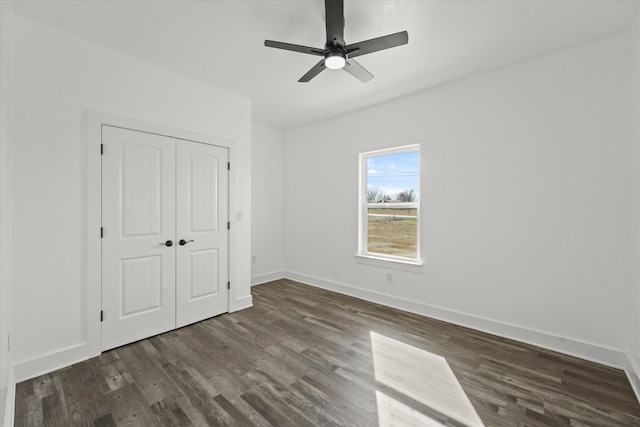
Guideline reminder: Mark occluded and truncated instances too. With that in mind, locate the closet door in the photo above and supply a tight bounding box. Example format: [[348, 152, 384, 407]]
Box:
[[101, 126, 177, 351], [175, 140, 229, 327]]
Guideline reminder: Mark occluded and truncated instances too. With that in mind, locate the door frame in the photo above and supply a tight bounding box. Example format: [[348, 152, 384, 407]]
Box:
[[86, 111, 237, 356]]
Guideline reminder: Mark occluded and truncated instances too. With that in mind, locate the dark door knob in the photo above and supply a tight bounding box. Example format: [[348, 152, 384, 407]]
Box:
[[179, 239, 194, 246], [160, 240, 173, 247]]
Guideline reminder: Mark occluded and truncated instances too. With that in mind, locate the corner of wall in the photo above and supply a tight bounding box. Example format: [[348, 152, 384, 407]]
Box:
[[630, 3, 640, 394], [2, 367, 14, 427], [0, 0, 15, 424], [250, 123, 286, 284], [625, 353, 640, 404]]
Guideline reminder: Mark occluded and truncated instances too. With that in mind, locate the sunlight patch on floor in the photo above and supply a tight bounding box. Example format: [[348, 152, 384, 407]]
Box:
[[371, 331, 485, 426], [376, 390, 449, 426]]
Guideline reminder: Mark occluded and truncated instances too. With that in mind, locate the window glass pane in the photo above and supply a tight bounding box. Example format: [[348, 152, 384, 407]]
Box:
[[366, 150, 419, 259]]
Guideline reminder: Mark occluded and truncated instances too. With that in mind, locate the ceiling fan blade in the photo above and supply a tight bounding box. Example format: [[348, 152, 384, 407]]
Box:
[[325, 0, 344, 46], [345, 31, 408, 58], [343, 59, 374, 83], [299, 59, 327, 82], [265, 40, 324, 56]]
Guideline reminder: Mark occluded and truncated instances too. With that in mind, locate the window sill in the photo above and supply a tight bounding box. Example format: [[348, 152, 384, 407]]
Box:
[[355, 254, 424, 273]]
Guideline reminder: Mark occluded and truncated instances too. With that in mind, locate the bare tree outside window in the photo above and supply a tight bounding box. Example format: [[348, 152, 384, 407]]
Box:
[[396, 189, 416, 202], [367, 186, 382, 202]]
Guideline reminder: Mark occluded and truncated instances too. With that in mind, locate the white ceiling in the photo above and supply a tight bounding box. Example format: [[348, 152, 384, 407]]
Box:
[[13, 0, 640, 131]]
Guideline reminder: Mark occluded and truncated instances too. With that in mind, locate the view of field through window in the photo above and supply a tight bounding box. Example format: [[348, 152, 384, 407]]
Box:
[[366, 149, 419, 259]]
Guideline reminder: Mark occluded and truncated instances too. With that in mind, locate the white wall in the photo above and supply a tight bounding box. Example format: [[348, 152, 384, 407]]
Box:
[[284, 33, 635, 367], [11, 16, 252, 378], [0, 1, 14, 423], [251, 124, 285, 284], [630, 9, 640, 388]]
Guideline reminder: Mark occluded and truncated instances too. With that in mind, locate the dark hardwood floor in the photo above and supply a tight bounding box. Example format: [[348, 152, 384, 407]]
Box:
[[14, 279, 640, 426]]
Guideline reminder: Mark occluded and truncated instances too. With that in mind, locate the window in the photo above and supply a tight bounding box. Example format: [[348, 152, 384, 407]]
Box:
[[358, 145, 420, 263]]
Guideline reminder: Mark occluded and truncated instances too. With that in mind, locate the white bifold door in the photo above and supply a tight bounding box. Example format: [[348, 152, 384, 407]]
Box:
[[101, 126, 229, 351]]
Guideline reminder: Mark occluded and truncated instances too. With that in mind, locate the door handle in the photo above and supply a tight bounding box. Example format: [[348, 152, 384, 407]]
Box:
[[179, 239, 194, 246], [159, 240, 173, 247]]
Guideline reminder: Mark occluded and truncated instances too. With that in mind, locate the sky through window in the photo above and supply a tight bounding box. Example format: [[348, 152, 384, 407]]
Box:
[[367, 151, 420, 201]]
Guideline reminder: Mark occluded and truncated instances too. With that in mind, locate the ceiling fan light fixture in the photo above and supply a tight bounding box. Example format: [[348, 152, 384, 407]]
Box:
[[325, 51, 346, 69]]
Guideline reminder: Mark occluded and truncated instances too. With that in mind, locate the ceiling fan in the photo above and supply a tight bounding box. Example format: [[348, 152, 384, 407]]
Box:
[[264, 0, 409, 83]]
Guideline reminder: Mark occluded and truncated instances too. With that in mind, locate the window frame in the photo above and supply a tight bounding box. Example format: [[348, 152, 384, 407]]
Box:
[[358, 144, 421, 265]]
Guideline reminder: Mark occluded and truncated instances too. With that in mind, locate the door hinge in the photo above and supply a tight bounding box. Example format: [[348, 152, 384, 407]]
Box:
[[227, 162, 230, 170], [100, 227, 104, 238], [227, 222, 230, 230], [100, 310, 104, 322], [100, 144, 104, 155], [227, 282, 230, 290]]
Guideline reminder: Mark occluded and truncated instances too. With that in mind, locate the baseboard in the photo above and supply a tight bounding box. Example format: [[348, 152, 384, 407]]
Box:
[[284, 271, 628, 371], [12, 295, 254, 386], [13, 343, 89, 384], [10, 273, 639, 409], [625, 353, 640, 404], [13, 296, 254, 385], [3, 366, 14, 427], [233, 294, 253, 312], [251, 271, 285, 286]]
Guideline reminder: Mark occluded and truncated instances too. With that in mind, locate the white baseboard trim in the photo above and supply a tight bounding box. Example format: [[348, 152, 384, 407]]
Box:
[[625, 353, 640, 404], [11, 295, 254, 386], [13, 343, 89, 384], [12, 297, 254, 386], [251, 271, 285, 286], [233, 295, 253, 312], [10, 273, 640, 409], [3, 366, 14, 427], [284, 271, 628, 371]]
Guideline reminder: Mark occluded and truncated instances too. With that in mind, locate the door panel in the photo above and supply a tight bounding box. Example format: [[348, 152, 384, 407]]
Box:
[[189, 154, 219, 233], [120, 255, 162, 316], [102, 126, 176, 351], [189, 249, 219, 298], [119, 143, 162, 237], [176, 139, 229, 327]]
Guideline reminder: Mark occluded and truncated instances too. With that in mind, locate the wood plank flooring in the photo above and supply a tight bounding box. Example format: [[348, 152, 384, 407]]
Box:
[[14, 279, 640, 426]]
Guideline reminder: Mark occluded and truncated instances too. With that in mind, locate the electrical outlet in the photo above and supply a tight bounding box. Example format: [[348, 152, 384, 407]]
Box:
[[251, 255, 257, 264], [385, 272, 392, 283]]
